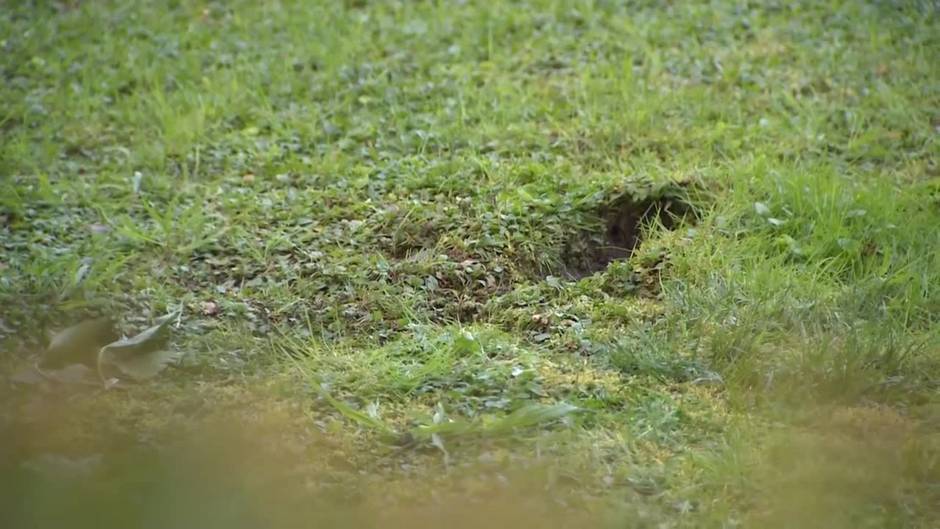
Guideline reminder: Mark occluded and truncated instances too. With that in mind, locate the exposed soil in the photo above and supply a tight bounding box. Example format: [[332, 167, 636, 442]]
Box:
[[560, 184, 696, 279]]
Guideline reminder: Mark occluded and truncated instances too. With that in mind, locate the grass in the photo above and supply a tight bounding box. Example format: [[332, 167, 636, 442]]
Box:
[[1, 0, 939, 527]]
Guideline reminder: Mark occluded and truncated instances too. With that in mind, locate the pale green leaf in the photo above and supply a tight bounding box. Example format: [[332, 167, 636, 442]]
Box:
[[97, 312, 181, 381], [42, 318, 117, 368]]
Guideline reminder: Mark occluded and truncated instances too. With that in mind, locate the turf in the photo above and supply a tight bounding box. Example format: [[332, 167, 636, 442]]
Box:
[[1, 1, 939, 528]]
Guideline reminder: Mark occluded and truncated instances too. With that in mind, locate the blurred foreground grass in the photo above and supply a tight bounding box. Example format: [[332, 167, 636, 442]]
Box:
[[1, 1, 939, 527]]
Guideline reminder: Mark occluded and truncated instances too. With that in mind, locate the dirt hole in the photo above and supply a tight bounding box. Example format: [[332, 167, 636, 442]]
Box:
[[560, 183, 697, 279]]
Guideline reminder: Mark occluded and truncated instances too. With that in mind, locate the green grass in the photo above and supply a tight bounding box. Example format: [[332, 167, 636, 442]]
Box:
[[1, 1, 939, 528]]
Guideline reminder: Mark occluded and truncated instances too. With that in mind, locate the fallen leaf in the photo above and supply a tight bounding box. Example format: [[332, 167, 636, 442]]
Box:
[[201, 301, 220, 316], [41, 318, 117, 368], [10, 365, 45, 385], [12, 362, 107, 387], [42, 364, 99, 386], [98, 312, 182, 381]]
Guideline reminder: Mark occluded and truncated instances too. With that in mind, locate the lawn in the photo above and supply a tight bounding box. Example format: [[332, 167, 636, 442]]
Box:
[[1, 1, 939, 528]]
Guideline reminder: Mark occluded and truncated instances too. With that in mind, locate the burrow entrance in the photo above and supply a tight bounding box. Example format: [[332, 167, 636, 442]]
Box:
[[559, 183, 697, 279]]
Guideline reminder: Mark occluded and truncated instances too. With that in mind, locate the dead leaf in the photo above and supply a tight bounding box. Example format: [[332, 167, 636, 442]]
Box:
[[98, 312, 182, 381], [10, 365, 45, 385], [201, 301, 220, 316], [41, 364, 100, 386], [41, 318, 117, 368]]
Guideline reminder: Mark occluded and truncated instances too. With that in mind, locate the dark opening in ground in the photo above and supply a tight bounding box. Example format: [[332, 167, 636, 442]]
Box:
[[560, 183, 696, 279]]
